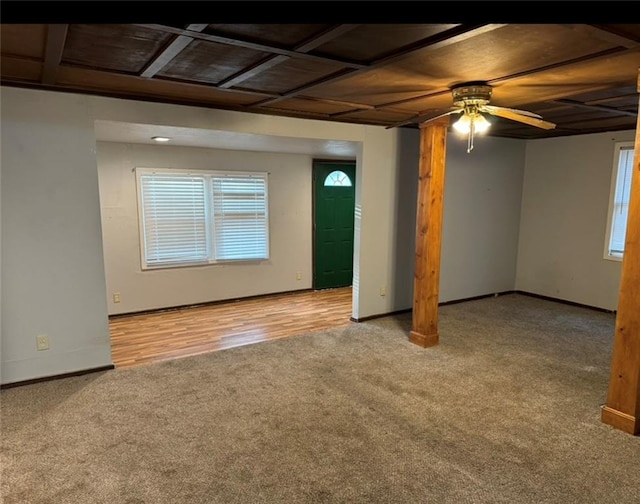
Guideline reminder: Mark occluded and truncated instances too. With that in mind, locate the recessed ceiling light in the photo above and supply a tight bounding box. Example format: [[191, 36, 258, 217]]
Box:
[[151, 136, 171, 142]]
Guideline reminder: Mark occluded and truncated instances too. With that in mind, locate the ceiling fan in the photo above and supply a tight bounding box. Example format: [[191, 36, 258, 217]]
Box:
[[387, 82, 556, 153]]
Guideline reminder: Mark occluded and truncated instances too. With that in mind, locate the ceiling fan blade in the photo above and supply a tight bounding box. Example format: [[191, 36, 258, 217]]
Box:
[[481, 104, 543, 119], [421, 108, 464, 125], [483, 107, 556, 130], [386, 108, 462, 129]]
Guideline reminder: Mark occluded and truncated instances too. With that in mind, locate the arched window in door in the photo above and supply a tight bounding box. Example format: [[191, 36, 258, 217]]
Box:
[[323, 170, 353, 187]]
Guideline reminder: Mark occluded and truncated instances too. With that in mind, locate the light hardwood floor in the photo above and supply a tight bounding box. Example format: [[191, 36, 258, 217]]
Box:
[[109, 287, 353, 368]]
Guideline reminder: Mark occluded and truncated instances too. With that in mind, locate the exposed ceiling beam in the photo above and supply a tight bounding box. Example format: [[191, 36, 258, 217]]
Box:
[[140, 24, 208, 78], [328, 102, 435, 120], [488, 47, 637, 86], [295, 24, 361, 52], [551, 98, 638, 117], [247, 67, 359, 106], [136, 24, 368, 70], [218, 55, 291, 88], [370, 23, 505, 66], [586, 92, 639, 106], [581, 25, 640, 48], [368, 91, 453, 111], [218, 24, 360, 89], [328, 89, 453, 120], [297, 95, 376, 110], [257, 104, 390, 127], [42, 24, 68, 85], [230, 79, 386, 112], [251, 24, 506, 108]]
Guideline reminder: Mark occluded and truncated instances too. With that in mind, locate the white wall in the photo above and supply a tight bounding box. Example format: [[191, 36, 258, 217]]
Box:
[[516, 130, 635, 310], [353, 127, 414, 318], [97, 142, 315, 315], [97, 131, 421, 320], [361, 129, 527, 312], [386, 129, 421, 311], [0, 85, 531, 383], [98, 129, 527, 318], [1, 90, 112, 384], [85, 94, 428, 321], [0, 93, 3, 377], [440, 133, 526, 302], [0, 86, 420, 382]]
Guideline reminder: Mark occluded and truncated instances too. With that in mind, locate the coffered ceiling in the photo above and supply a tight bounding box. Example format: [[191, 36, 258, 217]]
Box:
[[1, 20, 639, 139]]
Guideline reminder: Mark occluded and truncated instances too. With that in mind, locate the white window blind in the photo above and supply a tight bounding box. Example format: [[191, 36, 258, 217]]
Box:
[[212, 174, 269, 261], [140, 174, 208, 266], [607, 146, 634, 258], [136, 168, 269, 269]]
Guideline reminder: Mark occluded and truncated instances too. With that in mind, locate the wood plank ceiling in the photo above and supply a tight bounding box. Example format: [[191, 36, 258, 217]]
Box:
[[1, 21, 639, 139]]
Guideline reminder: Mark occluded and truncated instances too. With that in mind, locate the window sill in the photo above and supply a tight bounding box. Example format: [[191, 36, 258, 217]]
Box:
[[603, 253, 623, 263], [142, 259, 270, 271]]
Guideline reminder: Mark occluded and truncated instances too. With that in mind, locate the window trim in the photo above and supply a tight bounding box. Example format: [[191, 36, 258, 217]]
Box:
[[603, 141, 634, 262], [135, 166, 270, 270]]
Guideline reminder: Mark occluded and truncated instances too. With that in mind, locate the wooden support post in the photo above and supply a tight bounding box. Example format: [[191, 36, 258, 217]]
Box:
[[410, 117, 449, 347], [601, 71, 640, 436]]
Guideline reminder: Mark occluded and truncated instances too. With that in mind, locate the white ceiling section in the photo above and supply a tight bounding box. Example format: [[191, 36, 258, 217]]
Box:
[[93, 120, 360, 159]]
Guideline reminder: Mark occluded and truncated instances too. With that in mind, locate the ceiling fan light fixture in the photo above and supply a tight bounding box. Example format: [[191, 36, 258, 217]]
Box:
[[386, 81, 555, 152], [452, 113, 472, 134], [452, 110, 491, 153], [472, 112, 491, 133]]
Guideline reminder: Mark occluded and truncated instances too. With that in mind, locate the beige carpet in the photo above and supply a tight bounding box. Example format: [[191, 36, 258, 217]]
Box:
[[2, 293, 639, 503]]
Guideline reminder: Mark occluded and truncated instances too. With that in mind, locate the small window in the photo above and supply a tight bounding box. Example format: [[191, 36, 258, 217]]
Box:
[[136, 168, 269, 269], [604, 142, 634, 261], [324, 170, 352, 187]]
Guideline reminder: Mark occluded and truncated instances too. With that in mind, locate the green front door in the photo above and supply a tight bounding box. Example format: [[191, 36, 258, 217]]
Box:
[[313, 161, 356, 290]]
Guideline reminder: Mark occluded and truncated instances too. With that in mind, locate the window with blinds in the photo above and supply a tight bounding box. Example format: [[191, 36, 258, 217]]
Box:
[[136, 168, 269, 269], [211, 175, 268, 260], [604, 143, 634, 260]]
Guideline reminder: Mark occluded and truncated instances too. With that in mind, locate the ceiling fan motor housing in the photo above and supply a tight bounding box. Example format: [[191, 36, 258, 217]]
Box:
[[452, 83, 493, 107]]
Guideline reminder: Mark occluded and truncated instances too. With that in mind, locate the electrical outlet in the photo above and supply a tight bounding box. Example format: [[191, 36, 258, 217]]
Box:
[[36, 334, 49, 351], [113, 292, 121, 303], [296, 272, 301, 280]]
